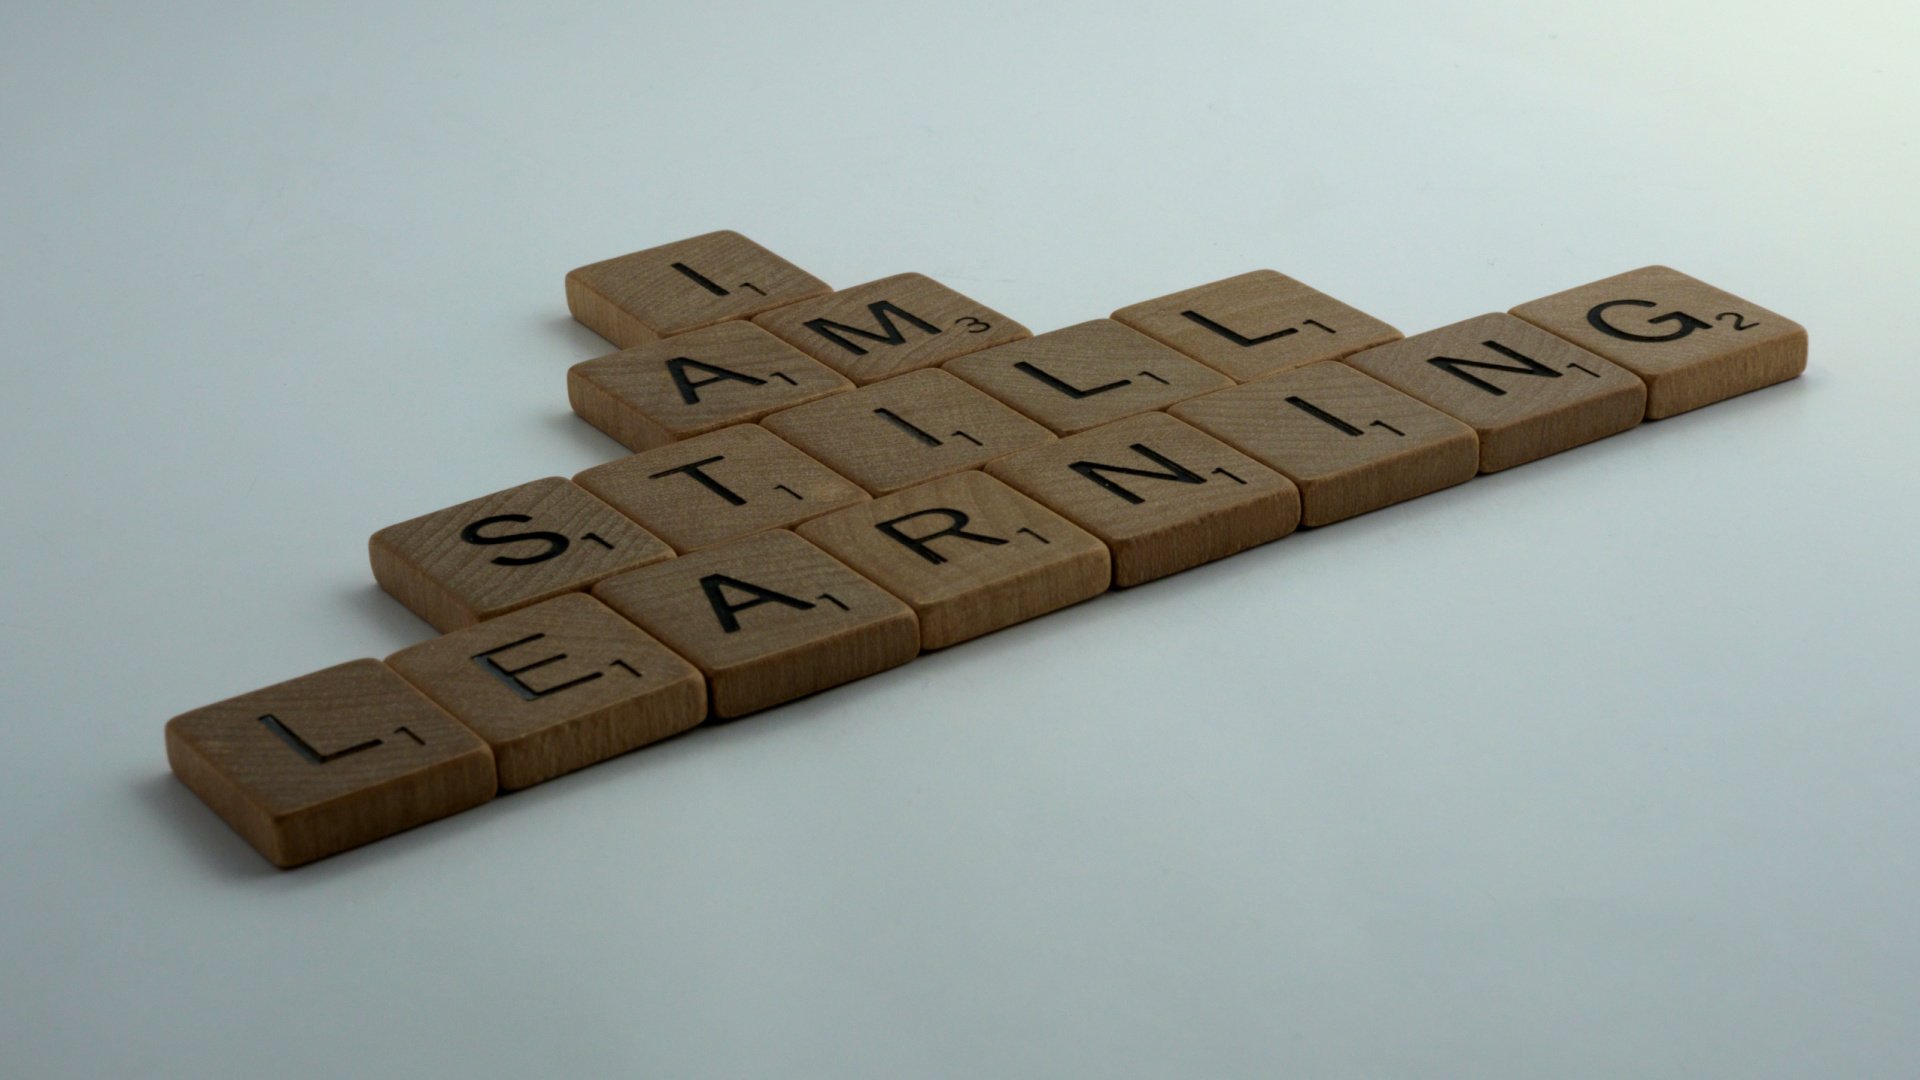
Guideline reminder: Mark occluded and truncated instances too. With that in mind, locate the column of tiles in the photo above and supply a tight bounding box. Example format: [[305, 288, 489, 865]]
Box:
[[165, 659, 496, 867], [593, 529, 919, 718], [1509, 265, 1807, 419], [763, 369, 1054, 495], [753, 273, 1029, 384], [370, 477, 674, 631], [569, 322, 851, 451], [1112, 270, 1402, 382], [987, 412, 1300, 586], [566, 230, 829, 348], [1170, 362, 1478, 526], [573, 424, 868, 553], [1344, 314, 1646, 473], [797, 471, 1110, 649], [387, 594, 707, 791], [943, 319, 1231, 434]]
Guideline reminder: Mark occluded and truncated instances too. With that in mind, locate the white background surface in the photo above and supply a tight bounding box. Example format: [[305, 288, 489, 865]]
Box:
[[4, 2, 1918, 1076]]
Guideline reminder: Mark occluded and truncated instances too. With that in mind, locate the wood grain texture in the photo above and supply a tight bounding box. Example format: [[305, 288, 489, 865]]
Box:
[[943, 318, 1231, 434], [795, 471, 1109, 649], [1343, 313, 1646, 473], [386, 594, 705, 791], [568, 321, 852, 451], [566, 230, 829, 348], [985, 412, 1300, 587], [1169, 361, 1479, 526], [752, 272, 1029, 385], [573, 424, 869, 553], [164, 659, 495, 868], [1111, 270, 1402, 382], [370, 477, 674, 632], [592, 529, 918, 718], [761, 369, 1054, 495], [1509, 265, 1808, 419]]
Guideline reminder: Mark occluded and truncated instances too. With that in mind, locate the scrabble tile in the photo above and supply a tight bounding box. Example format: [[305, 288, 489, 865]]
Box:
[[762, 369, 1054, 495], [943, 319, 1232, 435], [752, 272, 1029, 384], [1343, 313, 1646, 473], [1169, 362, 1479, 526], [985, 412, 1300, 587], [573, 424, 868, 553], [593, 530, 918, 718], [165, 659, 495, 868], [795, 471, 1109, 649], [1111, 270, 1402, 382], [387, 594, 705, 791], [1508, 265, 1808, 419], [568, 322, 852, 451], [370, 477, 674, 632], [566, 230, 830, 348]]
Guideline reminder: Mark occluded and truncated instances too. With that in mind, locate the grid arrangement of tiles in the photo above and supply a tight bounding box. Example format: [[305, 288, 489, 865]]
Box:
[[165, 231, 1809, 868]]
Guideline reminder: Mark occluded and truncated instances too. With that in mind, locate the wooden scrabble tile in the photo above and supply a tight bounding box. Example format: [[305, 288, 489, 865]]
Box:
[[387, 594, 705, 791], [762, 369, 1054, 495], [752, 272, 1029, 385], [593, 530, 917, 718], [568, 322, 852, 451], [985, 412, 1300, 587], [573, 424, 868, 553], [1343, 313, 1647, 473], [165, 659, 495, 868], [566, 230, 830, 348], [1508, 265, 1808, 419], [943, 319, 1232, 435], [795, 471, 1109, 649], [370, 477, 674, 632], [1111, 270, 1402, 382], [1169, 361, 1479, 526]]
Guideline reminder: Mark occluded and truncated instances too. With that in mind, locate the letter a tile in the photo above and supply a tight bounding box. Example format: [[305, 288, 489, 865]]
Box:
[[165, 659, 496, 868], [986, 412, 1300, 586], [387, 594, 706, 790], [569, 322, 852, 451], [1343, 313, 1646, 473], [1509, 265, 1807, 419], [593, 530, 918, 718], [566, 230, 830, 348], [1112, 270, 1402, 382], [1170, 362, 1478, 525], [797, 471, 1109, 649], [573, 424, 869, 553], [370, 477, 675, 632], [753, 272, 1029, 385]]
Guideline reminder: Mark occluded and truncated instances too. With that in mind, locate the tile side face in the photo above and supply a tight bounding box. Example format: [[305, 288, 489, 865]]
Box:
[[1343, 313, 1646, 473], [164, 659, 496, 867], [796, 471, 1110, 648], [1111, 270, 1401, 382], [386, 594, 706, 790], [1508, 265, 1807, 419], [592, 530, 918, 718], [753, 273, 1029, 384], [567, 230, 829, 345], [986, 412, 1300, 586]]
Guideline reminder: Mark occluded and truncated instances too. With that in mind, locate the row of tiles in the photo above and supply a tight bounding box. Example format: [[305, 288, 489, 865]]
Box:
[[166, 234, 1809, 868]]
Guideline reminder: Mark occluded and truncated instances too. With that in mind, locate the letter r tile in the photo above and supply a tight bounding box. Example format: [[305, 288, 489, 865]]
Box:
[[387, 594, 705, 790], [593, 530, 918, 718], [1112, 270, 1402, 382], [753, 272, 1030, 385], [1509, 265, 1807, 419], [566, 230, 830, 348]]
